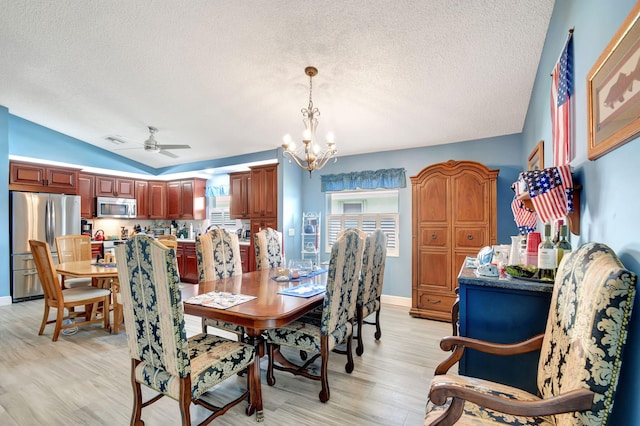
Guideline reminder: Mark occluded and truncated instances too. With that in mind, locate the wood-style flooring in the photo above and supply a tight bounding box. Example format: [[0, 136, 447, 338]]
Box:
[[0, 293, 453, 425]]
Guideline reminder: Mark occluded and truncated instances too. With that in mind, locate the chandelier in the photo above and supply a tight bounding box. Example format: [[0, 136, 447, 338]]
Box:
[[281, 66, 337, 175]]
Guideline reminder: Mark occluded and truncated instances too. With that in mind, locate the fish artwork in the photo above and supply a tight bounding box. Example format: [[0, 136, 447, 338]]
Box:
[[603, 56, 640, 109]]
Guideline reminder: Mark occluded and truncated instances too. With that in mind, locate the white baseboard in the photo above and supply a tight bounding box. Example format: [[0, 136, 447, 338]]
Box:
[[0, 296, 13, 306], [380, 294, 411, 307]]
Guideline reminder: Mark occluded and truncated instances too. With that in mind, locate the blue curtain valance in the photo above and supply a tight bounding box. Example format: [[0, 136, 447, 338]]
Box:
[[206, 185, 229, 197], [320, 168, 406, 192]]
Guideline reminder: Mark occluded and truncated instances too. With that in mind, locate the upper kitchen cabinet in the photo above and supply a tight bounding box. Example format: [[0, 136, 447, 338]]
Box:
[[229, 171, 250, 219], [135, 180, 149, 219], [167, 178, 206, 220], [95, 175, 135, 198], [9, 161, 78, 194], [78, 173, 95, 218], [148, 181, 167, 219], [249, 164, 277, 218]]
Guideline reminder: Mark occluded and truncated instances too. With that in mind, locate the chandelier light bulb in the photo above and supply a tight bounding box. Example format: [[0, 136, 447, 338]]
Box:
[[326, 132, 335, 143]]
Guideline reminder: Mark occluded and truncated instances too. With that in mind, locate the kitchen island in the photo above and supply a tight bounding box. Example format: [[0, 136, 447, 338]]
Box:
[[456, 258, 553, 394]]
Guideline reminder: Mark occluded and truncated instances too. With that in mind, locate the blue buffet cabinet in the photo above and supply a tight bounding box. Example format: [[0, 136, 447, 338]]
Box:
[[457, 260, 553, 394]]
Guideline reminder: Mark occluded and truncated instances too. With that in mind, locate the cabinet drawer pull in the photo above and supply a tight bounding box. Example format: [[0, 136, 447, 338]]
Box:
[[426, 298, 441, 304], [431, 233, 437, 240], [467, 234, 474, 240]]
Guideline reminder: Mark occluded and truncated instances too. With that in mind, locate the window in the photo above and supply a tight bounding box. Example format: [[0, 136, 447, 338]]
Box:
[[208, 195, 236, 228], [325, 190, 399, 256]]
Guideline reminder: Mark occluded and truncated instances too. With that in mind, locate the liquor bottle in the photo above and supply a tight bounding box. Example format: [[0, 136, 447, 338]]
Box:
[[537, 223, 556, 281], [555, 224, 572, 267]]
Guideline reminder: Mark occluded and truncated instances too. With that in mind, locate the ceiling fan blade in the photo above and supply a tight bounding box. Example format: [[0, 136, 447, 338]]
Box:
[[157, 144, 191, 150], [158, 149, 179, 158]]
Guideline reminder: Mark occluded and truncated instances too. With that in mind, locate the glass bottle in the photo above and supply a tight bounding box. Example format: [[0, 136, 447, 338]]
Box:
[[555, 224, 572, 267], [537, 223, 556, 281]]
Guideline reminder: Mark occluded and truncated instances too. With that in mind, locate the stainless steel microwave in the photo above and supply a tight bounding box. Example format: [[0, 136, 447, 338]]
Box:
[[96, 197, 137, 218]]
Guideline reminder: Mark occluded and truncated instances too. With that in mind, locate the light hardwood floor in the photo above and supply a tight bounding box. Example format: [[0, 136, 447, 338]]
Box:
[[0, 294, 453, 425]]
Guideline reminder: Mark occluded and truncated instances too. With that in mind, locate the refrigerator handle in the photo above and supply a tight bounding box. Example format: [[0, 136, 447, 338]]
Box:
[[45, 198, 55, 247]]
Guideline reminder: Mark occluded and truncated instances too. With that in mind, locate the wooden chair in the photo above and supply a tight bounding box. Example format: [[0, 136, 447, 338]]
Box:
[[253, 227, 284, 270], [115, 234, 256, 425], [196, 229, 245, 337], [266, 228, 364, 402], [355, 229, 387, 356], [29, 240, 111, 341], [55, 234, 92, 288], [424, 242, 637, 425]]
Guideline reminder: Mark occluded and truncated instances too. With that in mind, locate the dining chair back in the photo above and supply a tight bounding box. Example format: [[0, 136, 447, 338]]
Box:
[[196, 229, 245, 336], [115, 234, 256, 425], [254, 227, 284, 270], [266, 228, 364, 402], [55, 234, 93, 288], [355, 229, 387, 356], [29, 239, 111, 341]]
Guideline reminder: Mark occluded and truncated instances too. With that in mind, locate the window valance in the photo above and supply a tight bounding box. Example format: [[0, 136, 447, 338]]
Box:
[[320, 168, 406, 192], [206, 185, 229, 197]]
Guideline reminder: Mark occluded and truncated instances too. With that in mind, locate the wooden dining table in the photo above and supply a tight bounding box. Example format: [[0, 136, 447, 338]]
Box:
[[182, 267, 327, 422], [56, 260, 120, 329]]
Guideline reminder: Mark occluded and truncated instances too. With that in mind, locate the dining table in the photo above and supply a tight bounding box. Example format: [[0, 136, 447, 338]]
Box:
[[181, 267, 327, 422], [56, 260, 120, 329]]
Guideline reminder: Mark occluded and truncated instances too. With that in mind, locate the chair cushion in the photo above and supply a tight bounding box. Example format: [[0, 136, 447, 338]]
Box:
[[424, 375, 554, 426], [203, 318, 244, 335], [61, 286, 111, 303], [63, 277, 92, 288], [360, 298, 379, 319], [266, 320, 352, 353], [135, 333, 255, 400]]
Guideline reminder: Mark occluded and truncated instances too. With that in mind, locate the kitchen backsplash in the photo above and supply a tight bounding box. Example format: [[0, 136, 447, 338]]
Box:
[[88, 218, 249, 240]]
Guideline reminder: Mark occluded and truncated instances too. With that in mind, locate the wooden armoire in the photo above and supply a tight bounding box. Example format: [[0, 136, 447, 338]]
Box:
[[410, 160, 498, 321]]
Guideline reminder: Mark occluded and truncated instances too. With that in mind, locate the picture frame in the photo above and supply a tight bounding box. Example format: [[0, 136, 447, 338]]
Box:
[[528, 140, 544, 170], [587, 3, 640, 160]]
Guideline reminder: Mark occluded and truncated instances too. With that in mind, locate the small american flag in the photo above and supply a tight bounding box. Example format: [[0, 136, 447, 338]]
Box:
[[511, 196, 537, 234], [551, 32, 574, 166], [521, 165, 573, 224]]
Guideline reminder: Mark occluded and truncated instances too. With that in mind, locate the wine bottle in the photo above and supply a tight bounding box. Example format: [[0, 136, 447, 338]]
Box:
[[555, 224, 572, 267], [538, 223, 556, 281]]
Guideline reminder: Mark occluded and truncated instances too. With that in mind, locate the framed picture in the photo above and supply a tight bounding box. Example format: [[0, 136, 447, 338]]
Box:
[[587, 3, 640, 160], [528, 140, 544, 170]]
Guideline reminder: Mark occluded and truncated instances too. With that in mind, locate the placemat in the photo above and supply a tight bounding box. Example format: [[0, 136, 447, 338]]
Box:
[[278, 282, 326, 298], [272, 268, 328, 282], [183, 292, 256, 309], [91, 263, 117, 268]]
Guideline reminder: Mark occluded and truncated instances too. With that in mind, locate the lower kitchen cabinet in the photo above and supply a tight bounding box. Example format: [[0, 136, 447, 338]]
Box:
[[177, 241, 198, 283], [91, 243, 103, 260]]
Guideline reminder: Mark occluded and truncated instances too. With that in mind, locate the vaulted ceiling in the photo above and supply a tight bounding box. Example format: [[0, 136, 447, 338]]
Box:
[[0, 1, 555, 168]]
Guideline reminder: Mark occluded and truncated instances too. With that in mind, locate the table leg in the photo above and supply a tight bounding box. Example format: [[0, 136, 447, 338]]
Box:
[[245, 328, 264, 422]]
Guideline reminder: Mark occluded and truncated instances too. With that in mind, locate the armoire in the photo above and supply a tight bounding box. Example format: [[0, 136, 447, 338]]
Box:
[[410, 160, 498, 321]]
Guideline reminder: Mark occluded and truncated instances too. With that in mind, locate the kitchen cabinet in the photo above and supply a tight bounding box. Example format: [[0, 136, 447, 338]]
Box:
[[9, 161, 78, 194], [167, 179, 206, 220], [78, 173, 95, 218], [229, 172, 250, 219], [456, 261, 553, 394], [410, 160, 498, 321], [95, 175, 135, 198], [135, 180, 149, 218], [148, 181, 167, 219], [177, 241, 198, 283], [91, 242, 103, 260], [249, 164, 277, 218], [239, 244, 250, 273]]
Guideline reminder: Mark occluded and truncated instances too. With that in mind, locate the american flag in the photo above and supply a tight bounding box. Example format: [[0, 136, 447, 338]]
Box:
[[551, 32, 574, 166], [521, 165, 573, 224], [511, 196, 537, 234]]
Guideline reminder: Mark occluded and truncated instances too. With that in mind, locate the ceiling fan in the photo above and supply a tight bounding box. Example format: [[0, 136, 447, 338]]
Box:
[[143, 126, 191, 158]]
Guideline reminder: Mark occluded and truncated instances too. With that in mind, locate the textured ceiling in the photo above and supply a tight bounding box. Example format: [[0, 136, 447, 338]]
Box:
[[0, 1, 555, 169]]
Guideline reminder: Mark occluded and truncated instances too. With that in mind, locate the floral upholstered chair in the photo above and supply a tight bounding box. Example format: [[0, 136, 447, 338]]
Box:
[[254, 227, 284, 270], [266, 228, 364, 402], [355, 229, 387, 356], [424, 242, 637, 426], [196, 228, 245, 337], [116, 235, 256, 425]]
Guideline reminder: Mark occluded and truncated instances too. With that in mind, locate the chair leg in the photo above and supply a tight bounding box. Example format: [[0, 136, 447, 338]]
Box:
[[52, 307, 64, 342], [356, 306, 364, 356], [266, 343, 277, 386], [319, 337, 330, 403], [201, 317, 207, 334], [374, 306, 382, 340], [345, 333, 354, 374], [39, 303, 49, 335], [130, 360, 144, 426], [178, 377, 192, 426]]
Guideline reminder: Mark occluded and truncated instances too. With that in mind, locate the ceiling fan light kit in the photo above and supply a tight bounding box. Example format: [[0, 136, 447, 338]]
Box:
[[281, 66, 337, 175], [143, 126, 191, 158]]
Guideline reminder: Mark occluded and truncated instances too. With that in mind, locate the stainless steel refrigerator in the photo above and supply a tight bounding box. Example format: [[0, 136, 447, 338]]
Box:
[[10, 192, 81, 301]]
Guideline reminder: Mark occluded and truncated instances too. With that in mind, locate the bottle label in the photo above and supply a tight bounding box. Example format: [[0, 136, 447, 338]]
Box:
[[538, 248, 557, 269]]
